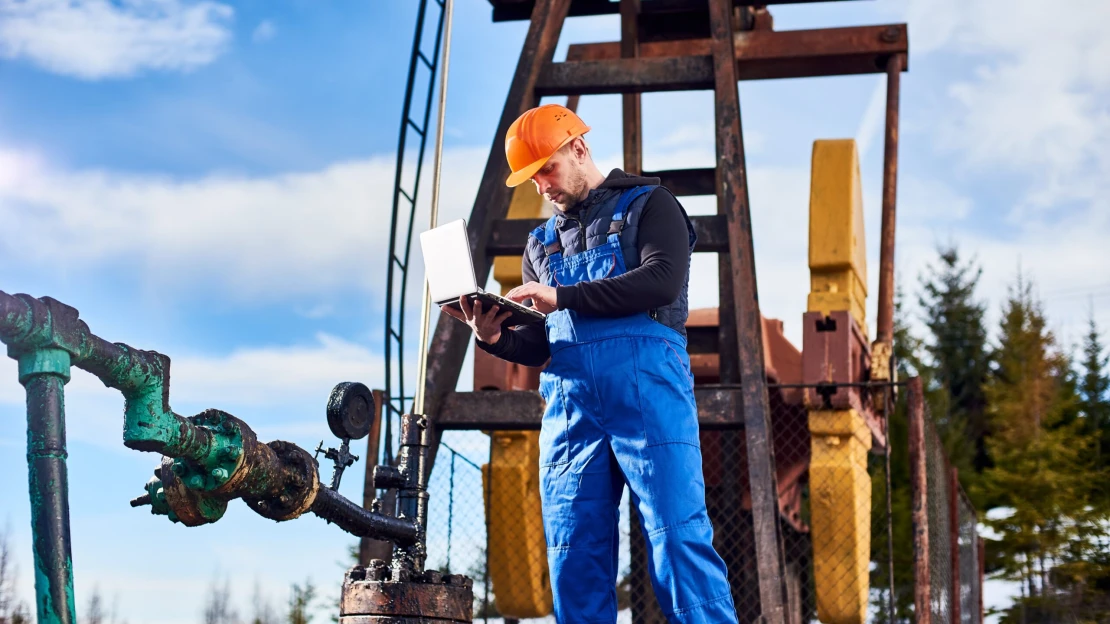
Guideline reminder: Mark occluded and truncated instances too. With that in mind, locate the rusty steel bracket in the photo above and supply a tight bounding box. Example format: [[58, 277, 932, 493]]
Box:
[[801, 310, 886, 450]]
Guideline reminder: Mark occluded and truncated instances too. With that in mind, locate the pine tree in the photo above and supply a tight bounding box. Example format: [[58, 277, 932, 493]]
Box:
[[203, 577, 240, 624], [0, 525, 30, 624], [287, 579, 316, 624], [983, 273, 1098, 620], [86, 585, 106, 624], [1079, 313, 1110, 474], [919, 246, 990, 474]]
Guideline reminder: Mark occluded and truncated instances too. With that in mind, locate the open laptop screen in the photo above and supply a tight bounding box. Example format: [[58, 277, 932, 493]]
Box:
[[419, 219, 479, 304]]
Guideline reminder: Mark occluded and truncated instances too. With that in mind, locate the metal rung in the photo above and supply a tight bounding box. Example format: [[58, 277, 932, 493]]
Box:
[[389, 328, 402, 341], [417, 51, 434, 71], [393, 256, 405, 270], [407, 118, 425, 137], [398, 188, 414, 204]]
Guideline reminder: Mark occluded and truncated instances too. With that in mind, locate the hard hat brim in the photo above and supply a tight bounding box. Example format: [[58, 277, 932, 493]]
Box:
[[504, 129, 589, 188], [505, 155, 550, 188]]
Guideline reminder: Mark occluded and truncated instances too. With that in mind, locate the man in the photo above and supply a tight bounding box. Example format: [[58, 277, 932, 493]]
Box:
[[443, 104, 737, 624]]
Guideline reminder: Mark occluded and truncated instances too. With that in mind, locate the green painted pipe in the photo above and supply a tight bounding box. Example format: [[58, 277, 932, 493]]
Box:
[[20, 349, 76, 624]]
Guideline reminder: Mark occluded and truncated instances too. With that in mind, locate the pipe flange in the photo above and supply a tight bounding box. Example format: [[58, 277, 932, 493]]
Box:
[[159, 456, 228, 526], [243, 440, 319, 521]]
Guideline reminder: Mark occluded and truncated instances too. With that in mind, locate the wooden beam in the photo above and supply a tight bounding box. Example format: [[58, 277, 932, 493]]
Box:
[[485, 213, 728, 256], [643, 167, 715, 196], [620, 0, 642, 175], [536, 56, 715, 95], [490, 0, 867, 22], [436, 389, 745, 430], [552, 24, 907, 88], [708, 0, 787, 620], [422, 0, 572, 475]]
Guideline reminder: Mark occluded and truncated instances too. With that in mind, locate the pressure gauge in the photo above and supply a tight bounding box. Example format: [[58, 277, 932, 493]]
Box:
[[326, 381, 376, 440]]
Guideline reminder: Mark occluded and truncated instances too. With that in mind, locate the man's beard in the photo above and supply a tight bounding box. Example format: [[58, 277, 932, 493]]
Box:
[[547, 171, 588, 212]]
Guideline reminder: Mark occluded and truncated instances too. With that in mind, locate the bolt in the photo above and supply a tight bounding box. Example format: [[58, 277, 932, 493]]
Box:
[[225, 445, 242, 460], [880, 26, 900, 44], [171, 462, 184, 476], [211, 467, 229, 481], [188, 475, 205, 489]]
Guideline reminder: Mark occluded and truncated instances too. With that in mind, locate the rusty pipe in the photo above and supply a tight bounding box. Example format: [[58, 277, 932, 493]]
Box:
[[875, 53, 902, 346]]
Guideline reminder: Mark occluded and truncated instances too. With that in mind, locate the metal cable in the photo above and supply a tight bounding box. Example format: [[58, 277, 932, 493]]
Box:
[[413, 0, 454, 415]]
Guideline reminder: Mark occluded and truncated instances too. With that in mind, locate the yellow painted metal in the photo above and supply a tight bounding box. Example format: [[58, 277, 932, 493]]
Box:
[[808, 409, 873, 624], [482, 432, 553, 617], [493, 183, 549, 290], [807, 138, 872, 624], [481, 182, 553, 618], [808, 139, 868, 338]]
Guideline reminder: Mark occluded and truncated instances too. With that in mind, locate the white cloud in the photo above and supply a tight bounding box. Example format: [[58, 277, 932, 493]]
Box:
[[0, 0, 234, 80], [905, 0, 1110, 214], [251, 19, 275, 43], [0, 148, 486, 301]]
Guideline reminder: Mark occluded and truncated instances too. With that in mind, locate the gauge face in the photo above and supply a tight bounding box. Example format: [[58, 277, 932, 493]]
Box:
[[327, 381, 376, 440]]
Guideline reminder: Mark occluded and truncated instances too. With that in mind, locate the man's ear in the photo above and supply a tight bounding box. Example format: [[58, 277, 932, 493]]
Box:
[[571, 137, 589, 162]]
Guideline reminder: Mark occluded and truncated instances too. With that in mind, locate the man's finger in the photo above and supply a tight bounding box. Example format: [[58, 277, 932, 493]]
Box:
[[486, 304, 500, 319], [443, 306, 465, 322], [458, 296, 473, 321], [471, 297, 483, 317], [495, 310, 513, 324]]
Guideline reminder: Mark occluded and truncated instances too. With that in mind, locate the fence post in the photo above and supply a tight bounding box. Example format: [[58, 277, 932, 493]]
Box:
[[950, 468, 960, 624], [907, 377, 930, 624]]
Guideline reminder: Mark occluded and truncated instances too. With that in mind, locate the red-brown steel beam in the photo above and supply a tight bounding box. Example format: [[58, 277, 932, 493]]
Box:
[[421, 0, 572, 476], [951, 467, 961, 624], [908, 376, 931, 624], [875, 53, 903, 346], [707, 0, 787, 620]]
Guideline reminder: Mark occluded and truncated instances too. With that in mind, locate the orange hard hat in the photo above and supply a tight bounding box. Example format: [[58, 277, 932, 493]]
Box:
[[504, 104, 591, 187]]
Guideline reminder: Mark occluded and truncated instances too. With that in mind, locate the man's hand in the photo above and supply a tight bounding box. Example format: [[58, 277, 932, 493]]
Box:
[[505, 283, 558, 314], [442, 296, 512, 344]]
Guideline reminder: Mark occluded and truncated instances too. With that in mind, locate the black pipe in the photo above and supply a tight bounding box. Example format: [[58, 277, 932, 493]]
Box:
[[24, 374, 75, 624], [310, 486, 419, 545]]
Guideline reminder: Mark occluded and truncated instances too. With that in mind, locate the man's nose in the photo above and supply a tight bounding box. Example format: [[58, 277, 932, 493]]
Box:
[[533, 177, 549, 195]]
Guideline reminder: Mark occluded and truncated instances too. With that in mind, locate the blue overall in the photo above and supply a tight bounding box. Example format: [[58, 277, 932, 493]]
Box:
[[533, 187, 737, 623]]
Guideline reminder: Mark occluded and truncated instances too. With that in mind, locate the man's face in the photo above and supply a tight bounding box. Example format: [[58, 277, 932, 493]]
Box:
[[531, 140, 590, 211]]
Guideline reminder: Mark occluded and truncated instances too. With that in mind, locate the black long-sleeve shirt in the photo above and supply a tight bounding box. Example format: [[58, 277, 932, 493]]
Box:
[[477, 170, 690, 367]]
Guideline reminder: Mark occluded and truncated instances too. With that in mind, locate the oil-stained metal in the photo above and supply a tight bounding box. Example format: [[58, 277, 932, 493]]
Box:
[[707, 0, 788, 620], [0, 291, 421, 548], [23, 371, 76, 624], [341, 564, 474, 623]]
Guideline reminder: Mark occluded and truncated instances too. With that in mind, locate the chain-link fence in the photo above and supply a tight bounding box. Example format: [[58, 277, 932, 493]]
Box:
[[907, 378, 983, 624], [415, 376, 980, 624], [419, 382, 900, 623]]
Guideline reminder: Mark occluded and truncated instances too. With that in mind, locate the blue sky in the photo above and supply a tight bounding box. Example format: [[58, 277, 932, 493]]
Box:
[[1, 0, 1108, 622]]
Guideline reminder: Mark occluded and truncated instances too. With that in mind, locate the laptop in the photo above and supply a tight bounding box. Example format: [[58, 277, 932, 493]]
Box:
[[419, 219, 547, 329]]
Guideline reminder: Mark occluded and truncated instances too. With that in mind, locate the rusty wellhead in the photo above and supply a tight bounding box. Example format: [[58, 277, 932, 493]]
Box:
[[340, 559, 475, 623]]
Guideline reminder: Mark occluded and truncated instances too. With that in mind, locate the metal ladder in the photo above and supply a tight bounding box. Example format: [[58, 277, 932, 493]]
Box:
[[382, 0, 447, 464]]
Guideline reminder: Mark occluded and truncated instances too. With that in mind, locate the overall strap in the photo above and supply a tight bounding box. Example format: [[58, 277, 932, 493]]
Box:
[[532, 214, 564, 259], [607, 185, 656, 244]]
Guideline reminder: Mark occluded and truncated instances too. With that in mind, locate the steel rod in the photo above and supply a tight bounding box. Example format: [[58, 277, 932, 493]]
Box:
[[24, 372, 76, 624], [875, 53, 901, 345], [413, 0, 454, 416]]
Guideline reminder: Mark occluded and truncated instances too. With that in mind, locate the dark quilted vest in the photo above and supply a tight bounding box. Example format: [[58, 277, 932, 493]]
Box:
[[525, 183, 697, 338]]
